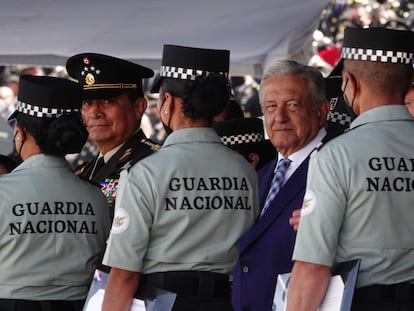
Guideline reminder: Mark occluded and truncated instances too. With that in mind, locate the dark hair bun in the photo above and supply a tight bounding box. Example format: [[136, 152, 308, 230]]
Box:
[[190, 74, 230, 119], [43, 113, 88, 155]]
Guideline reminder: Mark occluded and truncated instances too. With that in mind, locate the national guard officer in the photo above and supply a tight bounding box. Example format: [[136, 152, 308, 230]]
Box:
[[212, 117, 276, 170], [102, 44, 259, 311], [0, 75, 111, 311], [286, 27, 414, 311]]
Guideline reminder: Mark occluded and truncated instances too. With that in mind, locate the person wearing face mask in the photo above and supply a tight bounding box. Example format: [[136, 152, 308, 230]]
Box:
[[0, 75, 110, 311], [101, 44, 259, 311], [286, 27, 414, 311]]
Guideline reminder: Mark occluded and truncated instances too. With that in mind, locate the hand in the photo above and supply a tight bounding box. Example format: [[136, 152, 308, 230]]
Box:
[[289, 209, 301, 231]]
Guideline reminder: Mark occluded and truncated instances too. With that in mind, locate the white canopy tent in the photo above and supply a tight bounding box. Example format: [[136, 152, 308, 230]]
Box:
[[0, 0, 329, 77]]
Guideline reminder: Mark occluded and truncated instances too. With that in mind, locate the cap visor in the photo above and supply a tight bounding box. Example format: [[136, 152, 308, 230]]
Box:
[[8, 110, 18, 121], [328, 59, 344, 78], [83, 89, 127, 101], [150, 75, 163, 93]]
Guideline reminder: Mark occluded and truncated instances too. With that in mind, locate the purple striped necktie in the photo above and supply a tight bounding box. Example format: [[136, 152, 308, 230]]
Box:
[[260, 158, 291, 217]]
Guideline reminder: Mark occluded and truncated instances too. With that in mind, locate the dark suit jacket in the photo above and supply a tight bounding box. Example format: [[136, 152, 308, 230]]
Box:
[[232, 157, 310, 311]]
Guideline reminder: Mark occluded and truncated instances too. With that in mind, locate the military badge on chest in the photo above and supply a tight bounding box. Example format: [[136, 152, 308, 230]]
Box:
[[100, 178, 119, 204]]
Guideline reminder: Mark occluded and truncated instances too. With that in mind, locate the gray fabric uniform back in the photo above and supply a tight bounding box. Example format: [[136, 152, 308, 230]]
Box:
[[0, 154, 111, 300], [293, 106, 414, 288], [104, 128, 259, 274]]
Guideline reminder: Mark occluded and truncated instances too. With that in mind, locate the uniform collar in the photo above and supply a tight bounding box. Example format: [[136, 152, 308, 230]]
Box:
[[162, 127, 222, 148], [350, 105, 413, 130], [13, 154, 69, 172]]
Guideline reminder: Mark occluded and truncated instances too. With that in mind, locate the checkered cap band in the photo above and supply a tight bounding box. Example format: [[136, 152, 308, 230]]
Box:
[[327, 111, 353, 126], [160, 65, 228, 81], [220, 133, 263, 146], [342, 47, 413, 64], [16, 101, 80, 118]]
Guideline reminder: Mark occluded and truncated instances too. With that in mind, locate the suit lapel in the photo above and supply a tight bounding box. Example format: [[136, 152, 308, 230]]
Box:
[[239, 157, 310, 252]]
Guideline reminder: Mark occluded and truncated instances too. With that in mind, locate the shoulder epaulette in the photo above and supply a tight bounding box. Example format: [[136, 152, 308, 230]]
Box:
[[140, 138, 162, 151]]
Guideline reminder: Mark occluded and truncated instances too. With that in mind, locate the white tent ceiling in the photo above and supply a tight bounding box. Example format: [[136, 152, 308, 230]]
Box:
[[0, 0, 329, 77]]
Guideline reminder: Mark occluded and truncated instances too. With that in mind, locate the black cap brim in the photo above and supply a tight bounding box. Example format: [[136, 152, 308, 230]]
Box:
[[150, 74, 163, 93], [328, 59, 343, 78], [7, 110, 17, 121], [82, 89, 128, 101]]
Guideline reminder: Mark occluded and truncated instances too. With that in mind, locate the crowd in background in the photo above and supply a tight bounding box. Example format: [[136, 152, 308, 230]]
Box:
[[0, 0, 414, 310]]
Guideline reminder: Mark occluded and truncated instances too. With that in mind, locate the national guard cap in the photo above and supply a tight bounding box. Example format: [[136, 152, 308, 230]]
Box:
[[151, 44, 230, 93], [329, 27, 414, 77], [9, 75, 82, 120], [66, 53, 154, 100], [213, 117, 266, 146]]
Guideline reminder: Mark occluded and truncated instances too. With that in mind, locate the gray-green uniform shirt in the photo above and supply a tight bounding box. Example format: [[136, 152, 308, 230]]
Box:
[[293, 105, 414, 288], [103, 127, 259, 274], [0, 154, 111, 300]]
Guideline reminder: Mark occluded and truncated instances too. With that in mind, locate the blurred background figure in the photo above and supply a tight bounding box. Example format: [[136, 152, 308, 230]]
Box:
[[0, 117, 14, 156], [231, 75, 262, 118], [144, 92, 167, 144], [0, 85, 15, 119]]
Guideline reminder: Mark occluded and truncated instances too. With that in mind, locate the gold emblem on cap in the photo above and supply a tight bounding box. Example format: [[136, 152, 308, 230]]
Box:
[[85, 73, 95, 85], [119, 148, 132, 161]]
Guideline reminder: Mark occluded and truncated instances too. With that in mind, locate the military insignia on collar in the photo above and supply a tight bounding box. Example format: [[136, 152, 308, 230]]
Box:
[[141, 138, 161, 151], [119, 148, 132, 161], [100, 178, 119, 203]]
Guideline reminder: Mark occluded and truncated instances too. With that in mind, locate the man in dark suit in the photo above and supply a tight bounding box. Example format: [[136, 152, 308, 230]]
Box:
[[232, 60, 329, 311], [66, 53, 161, 218]]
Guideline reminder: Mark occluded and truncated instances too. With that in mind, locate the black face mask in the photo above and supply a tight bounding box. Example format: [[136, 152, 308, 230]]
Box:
[[159, 98, 173, 136], [341, 78, 358, 120]]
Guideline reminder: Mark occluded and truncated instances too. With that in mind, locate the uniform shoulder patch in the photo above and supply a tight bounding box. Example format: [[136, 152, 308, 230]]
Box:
[[111, 208, 130, 234]]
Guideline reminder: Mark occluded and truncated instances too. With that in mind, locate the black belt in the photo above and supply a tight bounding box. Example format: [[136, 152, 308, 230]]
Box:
[[354, 283, 414, 303], [140, 271, 231, 299], [0, 299, 85, 311]]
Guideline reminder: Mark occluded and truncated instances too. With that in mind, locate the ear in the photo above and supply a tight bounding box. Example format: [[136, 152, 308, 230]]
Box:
[[344, 71, 358, 96], [162, 91, 175, 114], [133, 97, 147, 119], [248, 153, 260, 169], [15, 124, 26, 141], [318, 99, 330, 124]]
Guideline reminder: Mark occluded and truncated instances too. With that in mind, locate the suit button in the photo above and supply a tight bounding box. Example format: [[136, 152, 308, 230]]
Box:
[[242, 305, 251, 311], [242, 266, 249, 273]]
